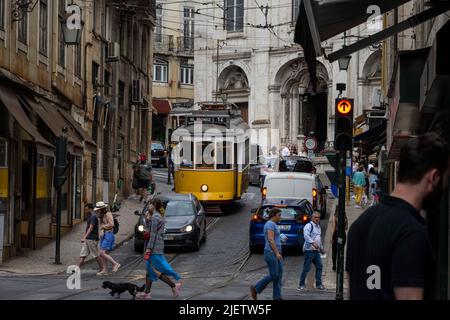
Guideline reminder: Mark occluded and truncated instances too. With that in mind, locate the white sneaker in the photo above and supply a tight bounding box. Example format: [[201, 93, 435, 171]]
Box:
[[136, 292, 152, 300], [297, 286, 306, 291]]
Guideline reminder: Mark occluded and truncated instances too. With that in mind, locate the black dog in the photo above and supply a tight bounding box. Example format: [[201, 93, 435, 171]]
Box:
[[102, 281, 145, 299]]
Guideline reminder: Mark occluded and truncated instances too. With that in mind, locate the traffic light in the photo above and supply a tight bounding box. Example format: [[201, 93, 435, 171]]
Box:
[[335, 98, 354, 150], [54, 136, 68, 188]]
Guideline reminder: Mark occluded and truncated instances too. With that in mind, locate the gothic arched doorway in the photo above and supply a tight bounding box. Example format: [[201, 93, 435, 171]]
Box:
[[218, 66, 250, 124], [274, 58, 330, 152]]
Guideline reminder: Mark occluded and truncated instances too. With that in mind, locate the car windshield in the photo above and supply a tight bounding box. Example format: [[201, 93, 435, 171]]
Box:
[[266, 157, 277, 167], [164, 200, 195, 216], [152, 143, 164, 150], [259, 206, 305, 221], [279, 158, 313, 173]]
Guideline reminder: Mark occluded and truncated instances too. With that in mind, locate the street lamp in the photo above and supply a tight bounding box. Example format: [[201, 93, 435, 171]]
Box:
[[338, 55, 352, 71], [59, 8, 84, 45]]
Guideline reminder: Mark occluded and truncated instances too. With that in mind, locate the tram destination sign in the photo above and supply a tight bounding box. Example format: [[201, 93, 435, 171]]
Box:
[[187, 115, 229, 126]]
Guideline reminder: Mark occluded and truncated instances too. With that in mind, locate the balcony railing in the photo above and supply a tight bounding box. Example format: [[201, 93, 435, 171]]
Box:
[[154, 35, 194, 54], [177, 36, 194, 53]]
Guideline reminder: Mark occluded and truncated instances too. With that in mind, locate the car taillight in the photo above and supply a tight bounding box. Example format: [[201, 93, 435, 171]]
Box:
[[298, 214, 309, 224], [261, 187, 267, 198], [312, 188, 318, 208], [252, 214, 264, 222]]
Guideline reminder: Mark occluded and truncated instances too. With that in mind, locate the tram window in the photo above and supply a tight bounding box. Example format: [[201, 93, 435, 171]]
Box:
[[195, 141, 215, 169], [180, 141, 194, 168], [216, 142, 232, 170]]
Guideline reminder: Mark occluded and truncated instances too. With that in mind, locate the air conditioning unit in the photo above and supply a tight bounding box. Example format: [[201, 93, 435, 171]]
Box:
[[371, 87, 383, 109], [131, 79, 143, 105], [367, 109, 388, 120], [106, 42, 120, 62]]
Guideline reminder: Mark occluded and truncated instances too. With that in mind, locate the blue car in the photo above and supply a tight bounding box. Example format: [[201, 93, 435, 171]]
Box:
[[249, 198, 314, 253]]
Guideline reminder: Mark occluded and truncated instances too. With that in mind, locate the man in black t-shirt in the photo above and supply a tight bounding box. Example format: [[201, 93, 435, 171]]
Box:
[[79, 203, 104, 273], [347, 133, 450, 300]]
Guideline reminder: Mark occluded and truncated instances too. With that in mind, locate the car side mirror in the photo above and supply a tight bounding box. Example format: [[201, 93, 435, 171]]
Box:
[[134, 210, 141, 216]]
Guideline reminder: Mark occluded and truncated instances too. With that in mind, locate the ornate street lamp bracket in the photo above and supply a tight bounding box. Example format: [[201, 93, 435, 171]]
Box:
[[12, 0, 38, 22]]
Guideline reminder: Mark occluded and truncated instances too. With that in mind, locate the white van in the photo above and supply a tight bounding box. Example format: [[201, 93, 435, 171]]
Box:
[[262, 172, 326, 212]]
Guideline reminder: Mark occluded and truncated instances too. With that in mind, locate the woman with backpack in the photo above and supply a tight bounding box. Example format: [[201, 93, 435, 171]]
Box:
[[137, 198, 182, 299], [96, 202, 121, 275]]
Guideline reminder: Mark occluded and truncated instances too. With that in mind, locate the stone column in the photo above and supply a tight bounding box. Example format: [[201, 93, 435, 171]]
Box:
[[291, 88, 299, 145]]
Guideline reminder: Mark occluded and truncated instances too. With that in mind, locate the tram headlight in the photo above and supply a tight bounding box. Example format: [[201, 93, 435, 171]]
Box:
[[201, 184, 209, 192], [138, 225, 145, 232]]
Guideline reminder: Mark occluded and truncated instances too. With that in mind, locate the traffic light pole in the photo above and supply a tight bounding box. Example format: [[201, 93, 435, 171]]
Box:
[[55, 185, 62, 265], [54, 134, 67, 265], [336, 149, 347, 300]]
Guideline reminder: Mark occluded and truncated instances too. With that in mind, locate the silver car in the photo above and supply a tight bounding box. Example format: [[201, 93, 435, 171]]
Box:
[[249, 155, 278, 187]]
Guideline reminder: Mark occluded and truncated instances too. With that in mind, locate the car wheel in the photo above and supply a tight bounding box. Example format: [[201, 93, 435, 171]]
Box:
[[134, 240, 144, 253], [192, 239, 201, 252], [201, 227, 206, 243], [249, 244, 260, 254]]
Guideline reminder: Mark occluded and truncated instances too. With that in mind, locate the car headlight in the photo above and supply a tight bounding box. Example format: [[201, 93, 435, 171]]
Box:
[[201, 184, 209, 192], [183, 225, 193, 233], [138, 225, 145, 232]]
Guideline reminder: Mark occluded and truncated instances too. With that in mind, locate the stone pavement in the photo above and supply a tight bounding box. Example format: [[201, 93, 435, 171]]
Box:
[[321, 195, 365, 299], [0, 178, 174, 276]]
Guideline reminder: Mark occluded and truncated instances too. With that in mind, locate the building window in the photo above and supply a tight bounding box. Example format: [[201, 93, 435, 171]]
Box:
[[120, 20, 126, 56], [183, 7, 194, 50], [153, 59, 168, 83], [0, 139, 7, 168], [0, 0, 5, 31], [180, 64, 194, 85], [118, 81, 125, 106], [58, 0, 66, 67], [92, 61, 99, 87], [225, 0, 244, 32], [39, 0, 48, 55], [104, 70, 111, 96], [155, 3, 162, 43], [292, 0, 300, 25], [74, 43, 82, 78], [18, 12, 28, 44]]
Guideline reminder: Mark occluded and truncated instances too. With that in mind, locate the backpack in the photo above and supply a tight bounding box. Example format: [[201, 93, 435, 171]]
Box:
[[113, 217, 120, 234]]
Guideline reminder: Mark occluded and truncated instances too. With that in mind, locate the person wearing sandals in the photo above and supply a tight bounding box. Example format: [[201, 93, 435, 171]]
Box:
[[96, 202, 121, 275], [137, 198, 182, 299]]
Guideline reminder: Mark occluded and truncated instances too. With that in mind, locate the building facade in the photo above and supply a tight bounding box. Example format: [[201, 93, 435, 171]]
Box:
[[0, 0, 155, 263], [152, 1, 195, 145], [194, 0, 382, 155]]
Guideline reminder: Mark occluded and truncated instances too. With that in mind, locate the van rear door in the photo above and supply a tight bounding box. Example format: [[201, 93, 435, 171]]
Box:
[[266, 178, 296, 198], [293, 177, 313, 202]]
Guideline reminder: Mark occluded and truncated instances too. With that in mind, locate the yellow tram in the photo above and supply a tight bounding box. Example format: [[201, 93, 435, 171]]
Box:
[[171, 102, 250, 210]]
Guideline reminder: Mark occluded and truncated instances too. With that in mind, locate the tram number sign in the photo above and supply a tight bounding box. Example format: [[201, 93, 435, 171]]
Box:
[[305, 137, 317, 151]]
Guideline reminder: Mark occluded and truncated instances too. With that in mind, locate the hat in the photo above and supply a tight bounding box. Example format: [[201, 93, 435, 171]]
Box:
[[94, 201, 108, 211]]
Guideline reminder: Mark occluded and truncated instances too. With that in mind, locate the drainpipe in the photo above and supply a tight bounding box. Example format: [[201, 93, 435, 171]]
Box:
[[83, 42, 93, 111]]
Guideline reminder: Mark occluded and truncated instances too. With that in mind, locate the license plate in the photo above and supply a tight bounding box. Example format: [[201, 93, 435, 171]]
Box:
[[279, 225, 291, 231], [163, 235, 174, 240]]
